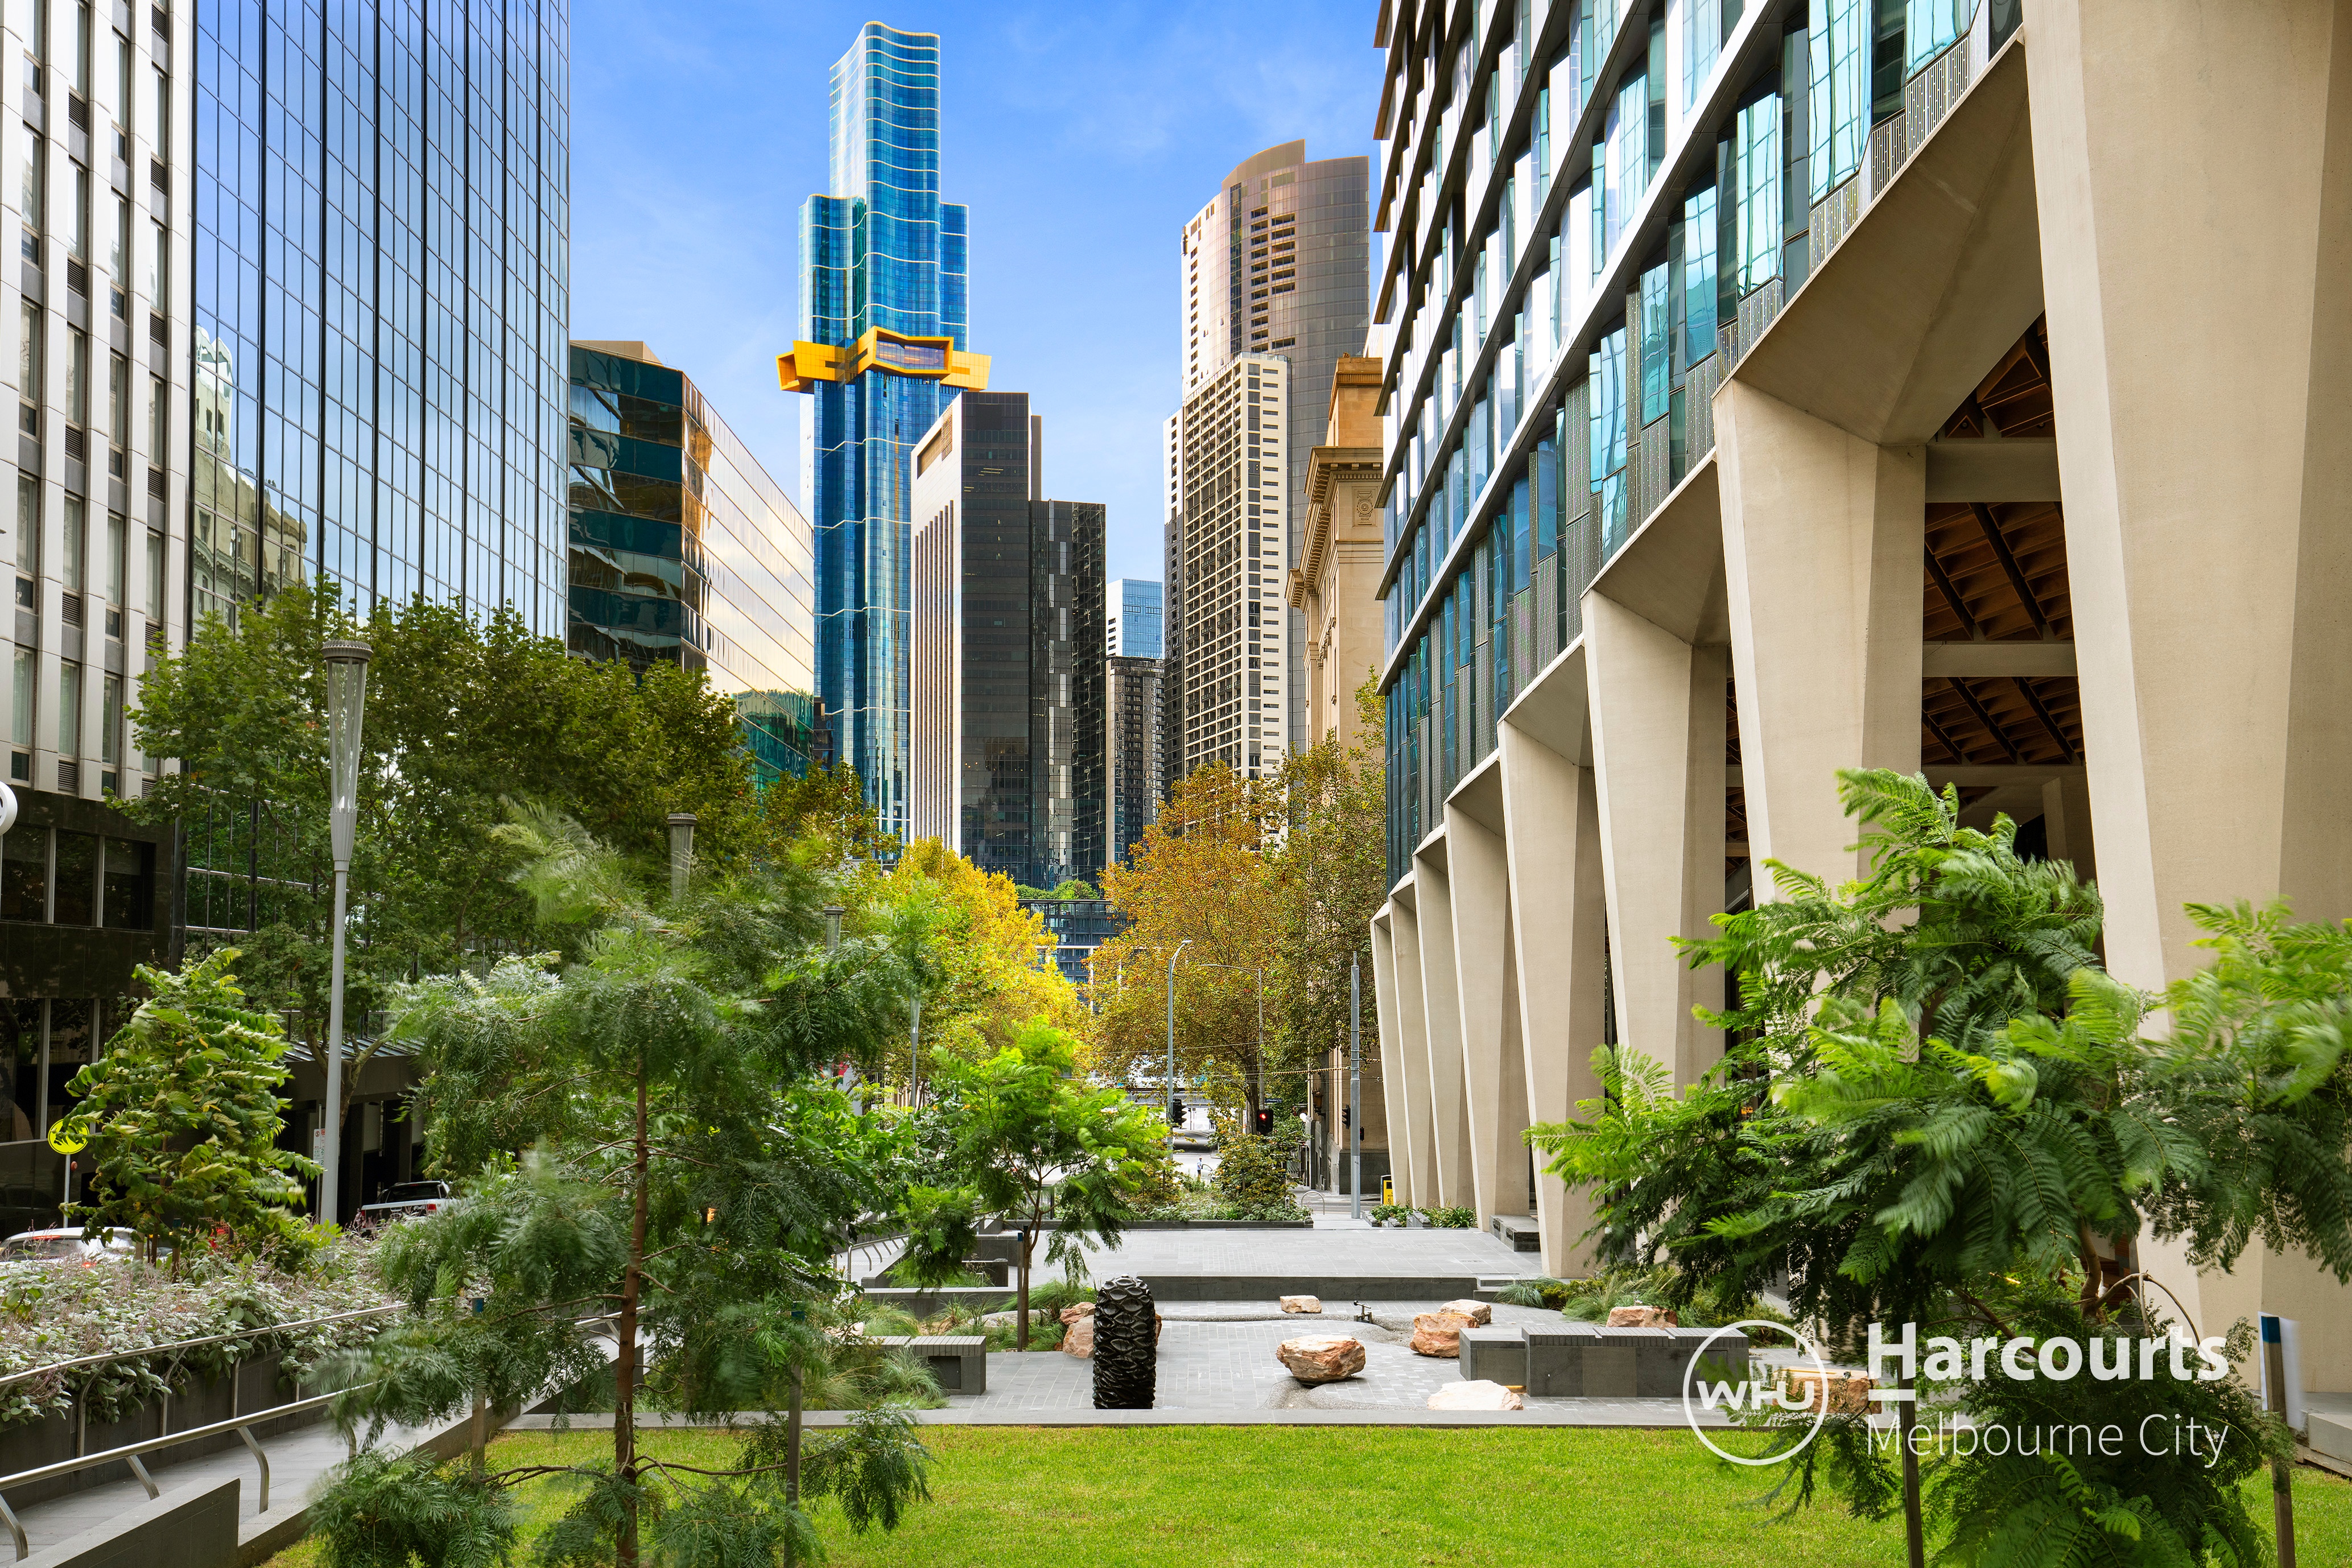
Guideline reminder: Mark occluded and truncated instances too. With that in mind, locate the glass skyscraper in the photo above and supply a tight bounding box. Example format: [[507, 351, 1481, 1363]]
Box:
[[189, 0, 570, 633], [796, 21, 970, 843]]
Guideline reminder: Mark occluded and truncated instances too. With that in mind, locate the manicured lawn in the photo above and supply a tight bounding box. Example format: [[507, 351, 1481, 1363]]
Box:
[[262, 1425, 2352, 1567]]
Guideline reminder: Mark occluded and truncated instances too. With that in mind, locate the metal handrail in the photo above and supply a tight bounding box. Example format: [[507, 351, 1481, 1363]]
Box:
[[0, 1385, 355, 1559], [0, 1304, 400, 1391]]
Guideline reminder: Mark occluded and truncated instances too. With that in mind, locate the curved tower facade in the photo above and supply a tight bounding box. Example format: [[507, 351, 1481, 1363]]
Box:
[[797, 22, 971, 840]]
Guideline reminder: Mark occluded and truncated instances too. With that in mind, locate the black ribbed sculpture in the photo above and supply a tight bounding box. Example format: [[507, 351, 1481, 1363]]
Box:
[[1091, 1274, 1156, 1409]]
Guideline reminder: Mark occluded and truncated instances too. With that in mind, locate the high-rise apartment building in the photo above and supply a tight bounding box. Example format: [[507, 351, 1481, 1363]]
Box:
[[1, 0, 568, 1198], [1171, 142, 1369, 761], [1364, 0, 2351, 1380], [1162, 352, 1289, 785], [783, 21, 985, 845], [567, 342, 823, 782], [908, 390, 1103, 888], [1105, 577, 1161, 660], [1102, 579, 1162, 866]]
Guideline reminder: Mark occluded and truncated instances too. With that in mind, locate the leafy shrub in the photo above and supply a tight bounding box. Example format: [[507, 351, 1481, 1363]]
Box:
[[1208, 1118, 1298, 1212], [1367, 1203, 1410, 1226], [1492, 1276, 1572, 1309], [0, 1233, 390, 1428], [1418, 1205, 1476, 1228]]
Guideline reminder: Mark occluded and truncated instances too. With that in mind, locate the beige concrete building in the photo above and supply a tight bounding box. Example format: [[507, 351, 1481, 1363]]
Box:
[[1288, 354, 1387, 752], [1365, 0, 2352, 1387]]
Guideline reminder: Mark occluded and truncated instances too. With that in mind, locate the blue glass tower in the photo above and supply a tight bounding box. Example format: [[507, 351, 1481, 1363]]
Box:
[[798, 23, 969, 841]]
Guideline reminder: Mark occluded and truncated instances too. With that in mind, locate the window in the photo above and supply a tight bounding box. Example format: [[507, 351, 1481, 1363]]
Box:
[[102, 838, 152, 929], [65, 327, 88, 426], [99, 671, 119, 764], [1682, 186, 1719, 362], [108, 352, 127, 447], [57, 659, 81, 759], [104, 509, 122, 604], [144, 527, 161, 621], [67, 164, 87, 267], [1906, 0, 1968, 72], [15, 301, 35, 430], [1639, 261, 1672, 426], [18, 132, 40, 260], [1735, 94, 1782, 293], [8, 647, 31, 750], [61, 497, 83, 592], [1809, 0, 1869, 201], [15, 476, 35, 578], [52, 829, 96, 925], [1590, 328, 1628, 544], [1684, 0, 1724, 112], [0, 820, 40, 919], [147, 373, 164, 454]]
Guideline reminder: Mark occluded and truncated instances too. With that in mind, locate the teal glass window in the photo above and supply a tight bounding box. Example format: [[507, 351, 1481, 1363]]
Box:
[[1590, 332, 1628, 489], [1639, 262, 1672, 427], [1735, 95, 1782, 293], [1510, 474, 1532, 593], [1809, 0, 1869, 201], [1906, 0, 1970, 71], [1684, 0, 1722, 112], [1682, 187, 1719, 362]]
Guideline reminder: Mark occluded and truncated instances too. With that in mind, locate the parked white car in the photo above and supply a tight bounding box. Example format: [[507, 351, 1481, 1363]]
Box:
[[0, 1227, 138, 1265], [357, 1181, 453, 1226]]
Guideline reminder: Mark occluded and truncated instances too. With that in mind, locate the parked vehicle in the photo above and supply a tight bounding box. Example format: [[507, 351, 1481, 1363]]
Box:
[[0, 1227, 137, 1265], [357, 1180, 452, 1226]]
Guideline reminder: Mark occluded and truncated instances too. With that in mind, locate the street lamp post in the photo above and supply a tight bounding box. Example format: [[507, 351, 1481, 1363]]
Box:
[[665, 813, 696, 901], [1164, 939, 1192, 1146], [822, 904, 845, 952], [319, 639, 373, 1225]]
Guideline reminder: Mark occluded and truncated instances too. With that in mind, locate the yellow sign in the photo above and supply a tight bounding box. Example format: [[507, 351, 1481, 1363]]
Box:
[[1381, 1174, 1394, 1206], [46, 1122, 89, 1155], [776, 327, 991, 393]]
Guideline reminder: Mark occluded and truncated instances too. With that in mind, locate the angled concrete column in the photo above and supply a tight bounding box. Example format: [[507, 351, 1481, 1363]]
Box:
[[1584, 595, 1728, 1086], [1385, 890, 1437, 1208], [1411, 845, 1474, 1208], [1716, 380, 1927, 884], [2040, 773, 2097, 888], [1370, 910, 1408, 1206], [1498, 717, 1610, 1277], [1444, 802, 1529, 1228], [2029, 0, 2352, 1388]]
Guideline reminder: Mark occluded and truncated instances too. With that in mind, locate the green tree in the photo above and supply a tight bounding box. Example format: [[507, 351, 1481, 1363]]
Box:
[[897, 1022, 1170, 1348], [128, 580, 782, 1134], [1533, 771, 2352, 1565], [61, 950, 320, 1268], [1265, 679, 1388, 1083], [320, 817, 930, 1568]]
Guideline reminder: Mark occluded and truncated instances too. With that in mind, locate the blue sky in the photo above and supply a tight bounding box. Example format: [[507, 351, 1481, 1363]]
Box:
[[569, 0, 1385, 584]]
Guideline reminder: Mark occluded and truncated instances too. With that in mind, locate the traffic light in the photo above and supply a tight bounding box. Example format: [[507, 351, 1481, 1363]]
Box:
[[1169, 1096, 1187, 1125], [1252, 1107, 1274, 1136]]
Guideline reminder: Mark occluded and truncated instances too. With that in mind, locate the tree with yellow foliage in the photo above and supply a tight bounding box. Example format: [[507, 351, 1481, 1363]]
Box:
[[846, 840, 1089, 1094], [1094, 764, 1283, 1112]]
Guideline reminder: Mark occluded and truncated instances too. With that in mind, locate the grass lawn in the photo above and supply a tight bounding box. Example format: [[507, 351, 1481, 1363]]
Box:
[[261, 1425, 2352, 1567]]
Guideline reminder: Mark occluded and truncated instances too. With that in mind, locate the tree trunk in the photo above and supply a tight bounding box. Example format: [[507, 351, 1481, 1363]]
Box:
[[1016, 1228, 1034, 1352], [783, 1359, 803, 1563], [614, 1060, 649, 1567]]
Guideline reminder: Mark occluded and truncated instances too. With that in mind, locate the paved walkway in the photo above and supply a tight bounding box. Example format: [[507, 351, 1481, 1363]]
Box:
[[1072, 1223, 1527, 1282]]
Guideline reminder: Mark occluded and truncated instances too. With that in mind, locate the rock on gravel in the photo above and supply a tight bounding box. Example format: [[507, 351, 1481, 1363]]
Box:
[[1276, 1335, 1366, 1382]]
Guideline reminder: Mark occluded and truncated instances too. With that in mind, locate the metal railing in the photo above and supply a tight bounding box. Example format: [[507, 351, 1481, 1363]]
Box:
[[0, 1303, 400, 1560]]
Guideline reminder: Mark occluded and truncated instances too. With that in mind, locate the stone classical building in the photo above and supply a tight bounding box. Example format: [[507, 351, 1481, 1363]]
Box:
[[1363, 0, 2352, 1389], [1288, 354, 1386, 752]]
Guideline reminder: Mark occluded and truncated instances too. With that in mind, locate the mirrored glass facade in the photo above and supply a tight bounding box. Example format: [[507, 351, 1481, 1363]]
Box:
[[567, 343, 822, 782], [799, 21, 968, 843], [190, 0, 570, 633]]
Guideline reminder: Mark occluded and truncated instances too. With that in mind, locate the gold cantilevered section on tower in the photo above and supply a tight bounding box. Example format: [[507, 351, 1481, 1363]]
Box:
[[776, 327, 991, 393]]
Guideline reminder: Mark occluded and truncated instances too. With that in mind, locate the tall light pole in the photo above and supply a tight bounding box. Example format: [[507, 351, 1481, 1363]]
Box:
[[822, 905, 845, 952], [1350, 954, 1363, 1220], [1164, 938, 1191, 1146], [665, 813, 696, 901], [908, 994, 922, 1108], [319, 638, 373, 1225]]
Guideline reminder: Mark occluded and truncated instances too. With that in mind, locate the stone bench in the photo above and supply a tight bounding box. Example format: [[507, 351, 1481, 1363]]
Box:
[[1505, 1323, 1748, 1398], [869, 1334, 988, 1394], [1459, 1326, 1528, 1388]]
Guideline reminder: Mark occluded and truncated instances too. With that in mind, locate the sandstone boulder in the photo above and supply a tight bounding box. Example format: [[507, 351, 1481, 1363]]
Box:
[[1783, 1368, 1872, 1415], [1280, 1294, 1322, 1314], [1439, 1298, 1492, 1326], [1276, 1335, 1366, 1382], [1429, 1380, 1525, 1411], [1061, 1317, 1095, 1359], [1059, 1302, 1096, 1326], [1408, 1310, 1475, 1357], [1606, 1305, 1678, 1328]]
